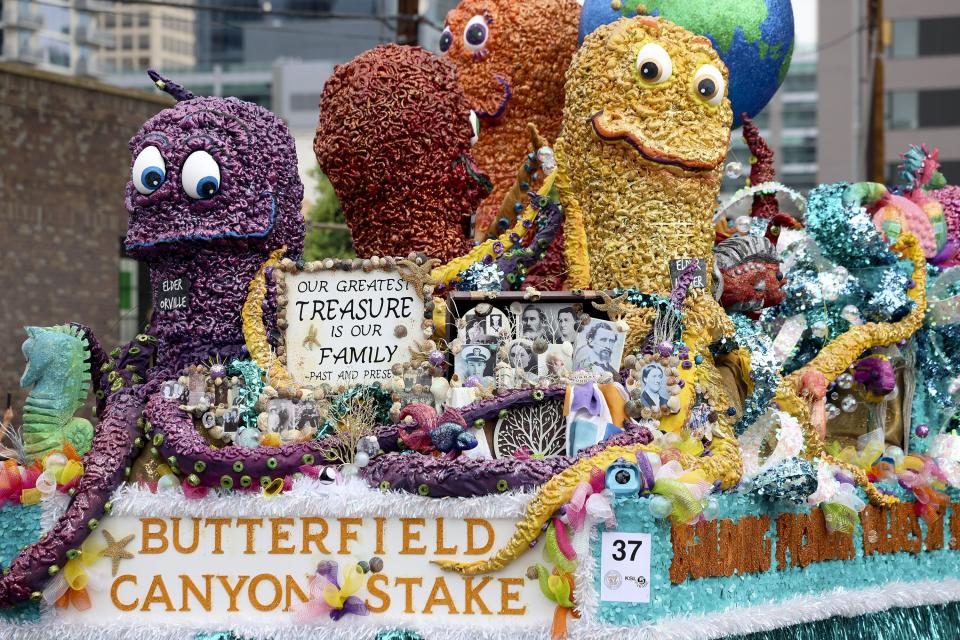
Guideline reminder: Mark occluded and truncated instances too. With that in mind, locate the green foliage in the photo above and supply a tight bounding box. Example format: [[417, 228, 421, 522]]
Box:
[[303, 167, 354, 261]]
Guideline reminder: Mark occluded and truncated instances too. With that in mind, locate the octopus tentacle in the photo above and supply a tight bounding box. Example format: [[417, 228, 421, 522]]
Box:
[[775, 233, 927, 507], [434, 443, 656, 575], [0, 387, 146, 606]]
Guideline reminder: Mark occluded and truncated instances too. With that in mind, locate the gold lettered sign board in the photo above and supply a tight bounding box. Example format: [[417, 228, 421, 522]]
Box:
[[276, 258, 433, 387], [56, 513, 554, 631]]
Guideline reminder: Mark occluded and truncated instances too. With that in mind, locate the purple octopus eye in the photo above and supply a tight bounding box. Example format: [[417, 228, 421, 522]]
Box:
[[132, 146, 166, 195], [181, 150, 222, 200]]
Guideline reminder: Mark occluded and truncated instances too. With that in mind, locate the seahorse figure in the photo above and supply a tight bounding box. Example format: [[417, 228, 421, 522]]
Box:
[[19, 325, 94, 461]]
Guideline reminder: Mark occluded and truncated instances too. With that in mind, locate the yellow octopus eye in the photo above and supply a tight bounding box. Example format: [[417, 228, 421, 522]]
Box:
[[693, 64, 726, 106], [635, 43, 673, 84]]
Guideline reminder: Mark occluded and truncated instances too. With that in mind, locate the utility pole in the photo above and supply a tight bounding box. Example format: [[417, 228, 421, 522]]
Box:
[[865, 0, 887, 183], [397, 0, 419, 46]]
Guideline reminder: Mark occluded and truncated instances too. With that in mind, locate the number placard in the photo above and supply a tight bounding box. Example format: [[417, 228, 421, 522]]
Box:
[[600, 532, 652, 604]]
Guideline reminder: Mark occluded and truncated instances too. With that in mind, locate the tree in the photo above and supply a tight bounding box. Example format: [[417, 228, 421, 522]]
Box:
[[303, 166, 354, 260]]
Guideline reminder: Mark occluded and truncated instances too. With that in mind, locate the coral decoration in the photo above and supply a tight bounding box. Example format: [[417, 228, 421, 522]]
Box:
[[713, 235, 786, 318], [741, 115, 804, 243], [440, 0, 581, 237], [315, 45, 490, 263], [931, 185, 960, 267]]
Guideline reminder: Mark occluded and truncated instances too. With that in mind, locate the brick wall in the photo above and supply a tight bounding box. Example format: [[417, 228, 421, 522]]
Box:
[[0, 63, 171, 420]]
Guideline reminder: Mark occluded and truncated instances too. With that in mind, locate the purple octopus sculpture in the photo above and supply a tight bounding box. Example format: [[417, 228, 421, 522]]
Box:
[[0, 71, 309, 606]]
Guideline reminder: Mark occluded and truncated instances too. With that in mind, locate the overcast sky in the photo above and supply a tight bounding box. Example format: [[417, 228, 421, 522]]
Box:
[[792, 0, 817, 45]]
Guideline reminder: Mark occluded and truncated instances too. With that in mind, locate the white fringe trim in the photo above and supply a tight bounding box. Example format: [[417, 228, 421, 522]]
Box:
[[0, 620, 550, 640], [572, 578, 960, 640], [108, 478, 535, 520], [5, 580, 960, 640], [40, 493, 70, 533]]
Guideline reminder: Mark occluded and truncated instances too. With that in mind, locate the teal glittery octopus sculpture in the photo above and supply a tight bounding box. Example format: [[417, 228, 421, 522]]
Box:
[[19, 325, 94, 461]]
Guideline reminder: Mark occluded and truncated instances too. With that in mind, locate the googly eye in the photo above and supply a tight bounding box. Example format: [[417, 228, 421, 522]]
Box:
[[181, 150, 221, 200], [439, 26, 453, 53], [469, 110, 480, 146], [635, 43, 673, 84], [693, 64, 726, 105], [463, 15, 488, 52], [132, 146, 166, 195]]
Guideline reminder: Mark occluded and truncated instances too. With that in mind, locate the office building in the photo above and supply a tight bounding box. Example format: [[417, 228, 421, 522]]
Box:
[[818, 0, 960, 184], [97, 1, 196, 73], [1, 0, 108, 75]]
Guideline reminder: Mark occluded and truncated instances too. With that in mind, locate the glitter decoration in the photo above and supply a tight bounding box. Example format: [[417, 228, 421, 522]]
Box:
[[750, 457, 817, 503], [805, 183, 895, 269]]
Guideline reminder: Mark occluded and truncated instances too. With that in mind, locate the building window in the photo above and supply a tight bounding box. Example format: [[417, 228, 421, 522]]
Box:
[[122, 34, 133, 50], [39, 5, 71, 35], [122, 13, 133, 27], [38, 36, 70, 66], [782, 104, 816, 129], [783, 72, 815, 93], [138, 11, 149, 27], [887, 89, 960, 129], [138, 56, 150, 68], [104, 13, 116, 28], [891, 17, 960, 58], [139, 34, 150, 49]]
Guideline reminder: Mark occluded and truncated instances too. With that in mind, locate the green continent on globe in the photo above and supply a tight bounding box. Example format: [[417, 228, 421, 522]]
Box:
[[623, 0, 768, 53]]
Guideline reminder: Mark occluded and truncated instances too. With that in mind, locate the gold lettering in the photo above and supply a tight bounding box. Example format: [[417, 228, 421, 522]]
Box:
[[463, 576, 492, 615], [497, 578, 525, 615], [423, 576, 459, 614], [237, 518, 264, 554], [284, 575, 310, 612], [339, 517, 362, 555], [249, 574, 283, 611], [171, 518, 201, 554], [374, 517, 386, 555], [140, 518, 168, 554], [394, 576, 423, 614], [465, 519, 494, 555], [435, 518, 458, 555], [141, 575, 175, 611], [366, 574, 391, 614], [179, 574, 213, 612], [110, 575, 139, 611], [216, 575, 250, 611], [401, 518, 427, 555], [270, 518, 296, 554], [301, 517, 331, 554], [205, 518, 231, 554]]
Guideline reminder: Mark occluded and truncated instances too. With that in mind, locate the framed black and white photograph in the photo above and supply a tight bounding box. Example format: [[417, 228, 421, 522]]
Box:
[[573, 319, 625, 375], [637, 362, 670, 408], [518, 304, 553, 342], [267, 398, 296, 433], [538, 344, 573, 378], [454, 343, 496, 384], [461, 306, 509, 344], [507, 340, 538, 374]]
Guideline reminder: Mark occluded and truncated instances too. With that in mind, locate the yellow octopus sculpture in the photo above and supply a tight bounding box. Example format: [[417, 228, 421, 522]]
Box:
[[437, 14, 927, 576]]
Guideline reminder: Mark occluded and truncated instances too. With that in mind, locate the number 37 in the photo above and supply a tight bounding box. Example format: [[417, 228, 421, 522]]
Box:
[[611, 539, 643, 561]]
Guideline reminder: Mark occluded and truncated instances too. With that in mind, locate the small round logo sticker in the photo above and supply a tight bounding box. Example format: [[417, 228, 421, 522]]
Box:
[[603, 570, 623, 590]]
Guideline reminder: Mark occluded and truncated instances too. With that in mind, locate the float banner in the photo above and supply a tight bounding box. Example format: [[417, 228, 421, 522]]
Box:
[[57, 514, 553, 629], [282, 270, 424, 385]]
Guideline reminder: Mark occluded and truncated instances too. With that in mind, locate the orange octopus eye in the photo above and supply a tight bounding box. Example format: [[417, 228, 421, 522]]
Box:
[[440, 26, 453, 53], [463, 15, 489, 52]]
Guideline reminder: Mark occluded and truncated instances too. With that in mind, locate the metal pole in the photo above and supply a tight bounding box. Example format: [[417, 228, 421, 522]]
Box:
[[865, 0, 886, 183], [397, 0, 419, 46]]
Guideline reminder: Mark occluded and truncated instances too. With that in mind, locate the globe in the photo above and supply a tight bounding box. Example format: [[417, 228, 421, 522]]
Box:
[[579, 0, 795, 128]]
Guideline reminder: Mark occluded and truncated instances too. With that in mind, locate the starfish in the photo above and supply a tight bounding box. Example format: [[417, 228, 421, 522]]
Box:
[[101, 529, 135, 577], [591, 290, 632, 322], [397, 257, 440, 301]]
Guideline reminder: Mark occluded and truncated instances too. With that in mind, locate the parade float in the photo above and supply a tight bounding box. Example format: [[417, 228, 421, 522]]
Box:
[[2, 1, 960, 639]]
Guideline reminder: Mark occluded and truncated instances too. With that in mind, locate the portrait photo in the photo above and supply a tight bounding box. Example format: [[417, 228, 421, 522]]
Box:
[[573, 319, 625, 375], [507, 340, 538, 374], [267, 398, 296, 433], [638, 362, 671, 408], [461, 307, 507, 344], [519, 304, 553, 342], [554, 305, 581, 345], [455, 344, 496, 382], [538, 344, 573, 378]]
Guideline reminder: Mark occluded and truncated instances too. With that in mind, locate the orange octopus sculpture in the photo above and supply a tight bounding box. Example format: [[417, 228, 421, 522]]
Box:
[[439, 0, 580, 239]]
